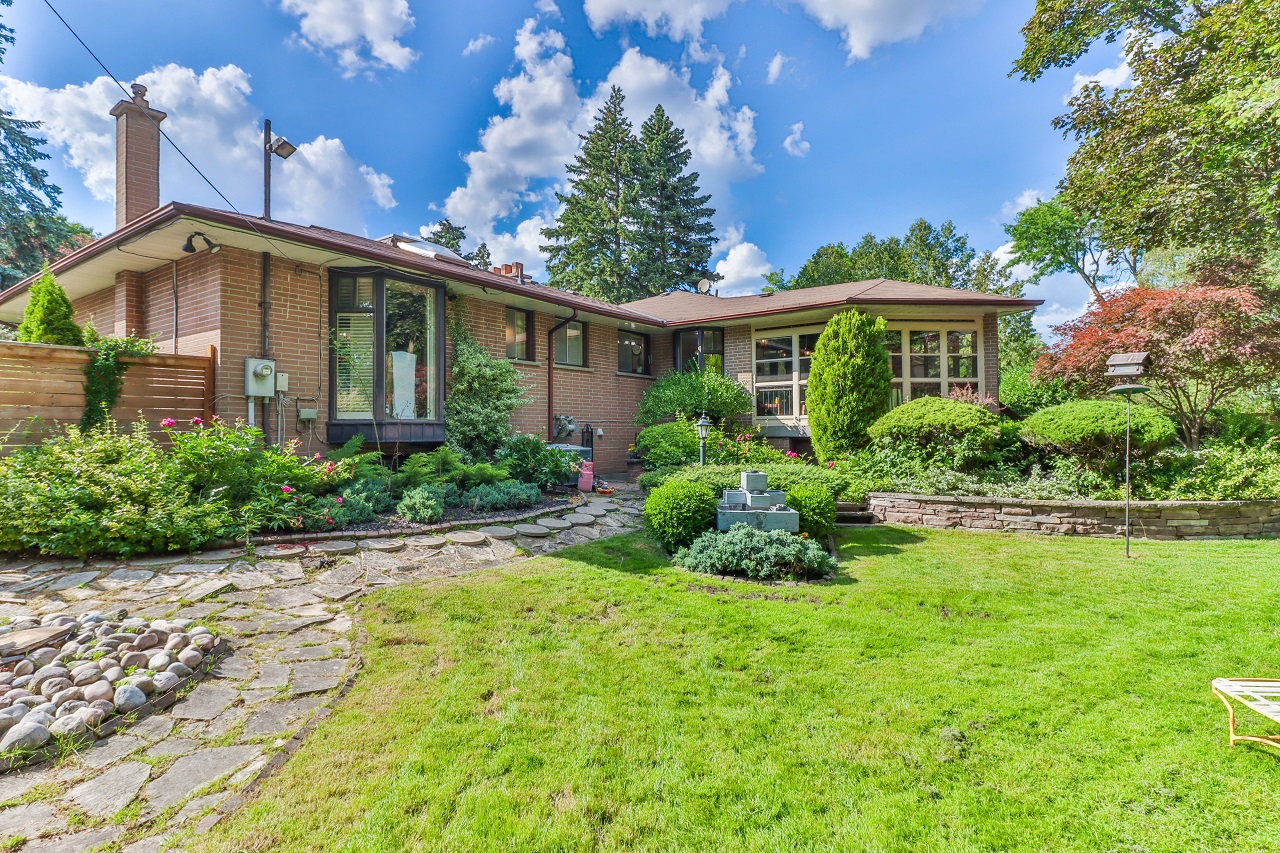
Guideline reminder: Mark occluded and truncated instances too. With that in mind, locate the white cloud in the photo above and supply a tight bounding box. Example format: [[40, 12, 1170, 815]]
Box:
[[1001, 188, 1043, 219], [442, 20, 763, 279], [463, 34, 497, 56], [535, 0, 563, 19], [765, 52, 789, 84], [782, 121, 810, 157], [583, 0, 737, 43], [793, 0, 981, 61], [713, 225, 771, 295], [279, 0, 417, 76], [0, 64, 396, 235], [992, 240, 1036, 283], [1067, 55, 1132, 103]]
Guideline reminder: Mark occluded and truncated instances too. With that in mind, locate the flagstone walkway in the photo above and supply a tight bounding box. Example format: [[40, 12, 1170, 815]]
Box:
[[0, 492, 644, 852]]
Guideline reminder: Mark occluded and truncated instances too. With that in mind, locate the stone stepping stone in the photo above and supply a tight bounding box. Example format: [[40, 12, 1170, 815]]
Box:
[[365, 569, 394, 586], [192, 548, 244, 562], [316, 564, 362, 585], [590, 501, 619, 511], [290, 675, 342, 696], [243, 696, 323, 739], [403, 535, 446, 549], [254, 544, 306, 558], [171, 683, 239, 721], [311, 584, 361, 601], [128, 554, 185, 567], [257, 560, 303, 581], [277, 645, 337, 662], [358, 538, 405, 552], [170, 562, 227, 574], [100, 568, 154, 588], [247, 663, 291, 690], [513, 523, 551, 538], [30, 559, 83, 573], [28, 827, 122, 852], [129, 715, 175, 742], [144, 746, 260, 812], [618, 506, 641, 515], [579, 506, 607, 518], [307, 541, 357, 556], [141, 574, 187, 592], [145, 737, 201, 759], [78, 734, 145, 769], [562, 513, 596, 526], [0, 802, 66, 842], [446, 530, 487, 546], [43, 571, 99, 591], [209, 656, 253, 680], [475, 525, 514, 540], [261, 588, 321, 610], [185, 579, 233, 602], [227, 571, 275, 591], [539, 517, 571, 531]]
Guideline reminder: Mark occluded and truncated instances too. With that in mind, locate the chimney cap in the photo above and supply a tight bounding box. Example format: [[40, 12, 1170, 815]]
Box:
[[130, 83, 149, 106], [110, 82, 166, 121]]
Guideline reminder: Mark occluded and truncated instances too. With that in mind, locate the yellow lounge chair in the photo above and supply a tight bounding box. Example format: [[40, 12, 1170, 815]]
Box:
[[1211, 678, 1280, 750]]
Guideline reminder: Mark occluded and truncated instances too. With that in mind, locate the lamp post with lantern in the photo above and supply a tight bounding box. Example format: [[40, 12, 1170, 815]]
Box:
[[1105, 352, 1152, 558], [696, 413, 711, 466]]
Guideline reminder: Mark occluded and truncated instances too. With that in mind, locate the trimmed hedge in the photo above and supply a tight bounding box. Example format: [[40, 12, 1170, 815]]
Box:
[[1020, 400, 1177, 474], [785, 483, 836, 539], [663, 463, 857, 501], [867, 397, 1001, 470], [643, 480, 718, 550]]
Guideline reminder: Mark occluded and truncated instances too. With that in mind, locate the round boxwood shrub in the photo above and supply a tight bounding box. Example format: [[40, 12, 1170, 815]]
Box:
[[867, 397, 1001, 470], [785, 483, 836, 540], [664, 463, 856, 501], [1020, 399, 1177, 475], [643, 480, 718, 551], [674, 524, 837, 580], [635, 419, 700, 469]]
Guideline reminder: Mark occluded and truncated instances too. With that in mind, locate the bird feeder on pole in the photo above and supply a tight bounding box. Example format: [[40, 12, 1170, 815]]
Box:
[[1105, 352, 1152, 558]]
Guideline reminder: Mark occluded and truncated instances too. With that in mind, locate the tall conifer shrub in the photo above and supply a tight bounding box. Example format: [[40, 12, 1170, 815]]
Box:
[[16, 266, 82, 346], [806, 310, 892, 461]]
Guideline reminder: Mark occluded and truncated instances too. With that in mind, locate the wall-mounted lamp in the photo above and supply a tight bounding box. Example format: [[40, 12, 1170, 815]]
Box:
[[181, 232, 221, 254]]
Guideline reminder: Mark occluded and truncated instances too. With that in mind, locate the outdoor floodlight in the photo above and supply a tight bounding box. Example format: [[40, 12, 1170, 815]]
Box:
[[181, 232, 221, 254], [268, 136, 297, 159], [263, 118, 296, 221]]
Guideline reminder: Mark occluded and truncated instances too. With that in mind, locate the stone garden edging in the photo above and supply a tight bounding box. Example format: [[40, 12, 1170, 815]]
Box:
[[867, 493, 1280, 540]]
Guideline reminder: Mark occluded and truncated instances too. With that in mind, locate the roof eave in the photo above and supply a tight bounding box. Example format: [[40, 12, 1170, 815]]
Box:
[[660, 295, 1044, 325]]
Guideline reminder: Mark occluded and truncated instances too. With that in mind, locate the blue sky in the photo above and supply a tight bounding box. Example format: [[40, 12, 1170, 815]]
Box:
[[1, 0, 1129, 331]]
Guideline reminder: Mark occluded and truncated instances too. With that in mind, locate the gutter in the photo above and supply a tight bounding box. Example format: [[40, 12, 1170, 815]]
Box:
[[546, 309, 578, 438]]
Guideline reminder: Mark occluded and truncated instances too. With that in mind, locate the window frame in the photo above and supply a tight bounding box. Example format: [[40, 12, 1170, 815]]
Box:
[[673, 327, 725, 372], [617, 328, 651, 375], [554, 320, 588, 367], [504, 307, 535, 362], [327, 268, 447, 428], [751, 319, 984, 424]]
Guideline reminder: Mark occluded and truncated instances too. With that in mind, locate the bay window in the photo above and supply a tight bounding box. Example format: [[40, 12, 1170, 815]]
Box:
[[329, 269, 445, 443]]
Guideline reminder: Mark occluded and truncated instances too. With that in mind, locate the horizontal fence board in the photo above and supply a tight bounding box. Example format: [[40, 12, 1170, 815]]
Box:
[[0, 342, 214, 453]]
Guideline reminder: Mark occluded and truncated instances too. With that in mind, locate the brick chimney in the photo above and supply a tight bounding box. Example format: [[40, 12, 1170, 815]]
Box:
[[109, 83, 166, 229]]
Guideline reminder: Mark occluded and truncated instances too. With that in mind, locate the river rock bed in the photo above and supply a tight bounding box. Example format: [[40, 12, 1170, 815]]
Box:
[[0, 612, 221, 765]]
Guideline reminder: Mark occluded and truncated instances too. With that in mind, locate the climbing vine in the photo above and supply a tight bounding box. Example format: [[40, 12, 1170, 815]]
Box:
[[81, 328, 157, 429]]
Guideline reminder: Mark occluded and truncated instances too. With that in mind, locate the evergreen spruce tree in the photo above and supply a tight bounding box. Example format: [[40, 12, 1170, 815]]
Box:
[[469, 241, 491, 271], [17, 266, 83, 346], [424, 218, 467, 254], [634, 105, 717, 295], [0, 1, 91, 291], [541, 86, 641, 303], [806, 310, 892, 461]]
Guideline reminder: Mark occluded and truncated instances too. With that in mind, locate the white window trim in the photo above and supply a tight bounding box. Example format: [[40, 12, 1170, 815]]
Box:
[[749, 320, 984, 427]]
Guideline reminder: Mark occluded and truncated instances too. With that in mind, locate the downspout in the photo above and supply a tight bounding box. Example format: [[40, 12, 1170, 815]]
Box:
[[260, 251, 272, 444], [547, 309, 578, 438], [170, 261, 178, 354]]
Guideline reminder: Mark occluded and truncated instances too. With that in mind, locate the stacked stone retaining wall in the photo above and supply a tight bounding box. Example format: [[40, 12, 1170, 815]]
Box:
[[867, 493, 1280, 539]]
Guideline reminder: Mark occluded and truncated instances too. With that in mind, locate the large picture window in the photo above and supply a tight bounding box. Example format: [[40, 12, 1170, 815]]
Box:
[[554, 320, 587, 366], [752, 327, 821, 418], [330, 270, 444, 428], [674, 327, 724, 372]]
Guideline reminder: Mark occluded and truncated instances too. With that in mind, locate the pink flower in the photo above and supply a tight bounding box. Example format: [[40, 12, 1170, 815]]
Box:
[[314, 453, 322, 460], [190, 417, 203, 427], [281, 485, 293, 493], [334, 495, 344, 504], [159, 417, 176, 428], [786, 450, 798, 458], [826, 461, 835, 468]]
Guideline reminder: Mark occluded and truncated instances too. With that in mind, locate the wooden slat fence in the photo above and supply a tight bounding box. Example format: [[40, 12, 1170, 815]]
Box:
[[0, 341, 215, 451]]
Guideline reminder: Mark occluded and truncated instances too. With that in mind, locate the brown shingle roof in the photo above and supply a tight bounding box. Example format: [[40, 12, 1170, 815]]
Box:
[[624, 279, 1042, 324]]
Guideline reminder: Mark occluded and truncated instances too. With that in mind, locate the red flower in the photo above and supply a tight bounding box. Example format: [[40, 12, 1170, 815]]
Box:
[[281, 485, 294, 493], [160, 417, 176, 428], [190, 417, 204, 427]]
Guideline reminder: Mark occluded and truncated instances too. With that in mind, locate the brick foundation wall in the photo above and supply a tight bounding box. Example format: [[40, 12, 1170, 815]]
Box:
[[454, 296, 656, 475], [867, 493, 1280, 539]]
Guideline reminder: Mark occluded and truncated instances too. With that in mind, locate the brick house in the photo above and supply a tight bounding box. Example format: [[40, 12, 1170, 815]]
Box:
[[0, 86, 1040, 474]]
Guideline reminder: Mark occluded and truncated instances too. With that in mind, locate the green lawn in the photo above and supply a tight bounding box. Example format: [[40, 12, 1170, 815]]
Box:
[[196, 528, 1280, 852]]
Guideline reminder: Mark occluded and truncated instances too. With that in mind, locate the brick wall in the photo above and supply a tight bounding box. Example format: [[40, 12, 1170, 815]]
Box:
[[113, 271, 146, 338], [868, 493, 1280, 539], [723, 323, 753, 386], [454, 296, 656, 474], [140, 253, 221, 357], [982, 312, 999, 402], [73, 288, 115, 335]]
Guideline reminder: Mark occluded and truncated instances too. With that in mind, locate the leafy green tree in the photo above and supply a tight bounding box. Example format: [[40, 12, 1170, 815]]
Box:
[[444, 307, 527, 460], [16, 266, 83, 346], [634, 105, 717, 294], [542, 86, 641, 302], [806, 310, 893, 461], [790, 243, 861, 290], [902, 219, 977, 288], [1017, 1, 1280, 258], [778, 219, 979, 291], [0, 2, 91, 290], [969, 252, 1046, 371]]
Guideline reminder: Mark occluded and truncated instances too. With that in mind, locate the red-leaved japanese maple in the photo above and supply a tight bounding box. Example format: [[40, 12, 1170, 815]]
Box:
[[1035, 282, 1280, 449]]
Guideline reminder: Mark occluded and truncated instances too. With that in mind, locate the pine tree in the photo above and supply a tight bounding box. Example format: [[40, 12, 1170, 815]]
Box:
[[541, 86, 641, 303], [0, 1, 91, 291], [17, 266, 83, 346], [634, 105, 716, 295], [469, 241, 491, 271], [424, 218, 467, 254]]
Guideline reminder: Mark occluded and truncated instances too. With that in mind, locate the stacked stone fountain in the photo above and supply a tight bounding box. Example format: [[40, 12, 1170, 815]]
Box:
[[716, 470, 800, 532]]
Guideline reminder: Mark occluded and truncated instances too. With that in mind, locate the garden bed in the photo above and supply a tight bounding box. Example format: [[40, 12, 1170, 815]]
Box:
[[868, 492, 1280, 539]]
